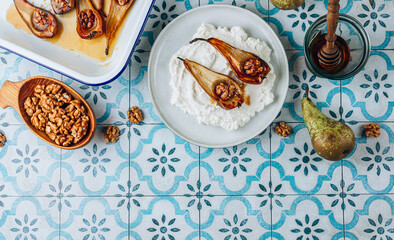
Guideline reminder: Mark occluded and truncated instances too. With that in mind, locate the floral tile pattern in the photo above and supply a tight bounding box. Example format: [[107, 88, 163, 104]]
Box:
[[272, 195, 344, 239], [0, 0, 393, 239], [344, 194, 394, 240]]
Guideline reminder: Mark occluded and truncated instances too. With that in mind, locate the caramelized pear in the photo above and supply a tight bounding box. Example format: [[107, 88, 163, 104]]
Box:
[[76, 0, 103, 39], [105, 0, 134, 55], [51, 0, 75, 14], [90, 0, 103, 12], [179, 58, 244, 110], [190, 38, 271, 85], [14, 0, 58, 39]]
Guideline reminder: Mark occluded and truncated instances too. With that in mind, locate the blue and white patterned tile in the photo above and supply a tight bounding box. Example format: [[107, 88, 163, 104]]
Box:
[[60, 127, 129, 196], [129, 50, 162, 124], [349, 0, 394, 50], [0, 53, 61, 84], [131, 196, 199, 239], [144, 0, 194, 45], [342, 50, 394, 122], [269, 0, 325, 50], [275, 51, 341, 123], [200, 196, 271, 240], [132, 31, 155, 63], [271, 122, 343, 195], [60, 197, 128, 239], [271, 195, 344, 240], [1, 197, 60, 240], [343, 122, 394, 194], [344, 194, 394, 240], [130, 124, 199, 195], [63, 66, 130, 125], [200, 129, 270, 195], [0, 125, 61, 197], [0, 0, 393, 238]]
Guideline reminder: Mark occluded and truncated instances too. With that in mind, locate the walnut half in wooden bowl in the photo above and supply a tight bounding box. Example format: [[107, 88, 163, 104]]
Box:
[[0, 76, 96, 150]]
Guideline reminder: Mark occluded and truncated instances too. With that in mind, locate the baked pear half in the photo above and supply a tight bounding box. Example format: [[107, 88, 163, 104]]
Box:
[[14, 0, 58, 38], [190, 38, 271, 85], [179, 58, 245, 110]]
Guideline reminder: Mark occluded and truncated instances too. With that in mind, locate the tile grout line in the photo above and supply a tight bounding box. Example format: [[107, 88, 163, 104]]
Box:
[[197, 3, 201, 239], [128, 52, 132, 240], [6, 120, 394, 127], [269, 125, 274, 239], [198, 145, 201, 240], [340, 72, 346, 239], [267, 3, 273, 239], [269, 2, 273, 238], [59, 149, 62, 240], [6, 192, 391, 198], [59, 74, 64, 240]]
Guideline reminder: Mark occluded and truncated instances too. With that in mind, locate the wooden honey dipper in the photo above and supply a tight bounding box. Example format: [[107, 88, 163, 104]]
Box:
[[317, 0, 345, 72]]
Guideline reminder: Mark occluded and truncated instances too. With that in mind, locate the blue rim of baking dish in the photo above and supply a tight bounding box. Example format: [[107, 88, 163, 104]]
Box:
[[0, 0, 156, 86]]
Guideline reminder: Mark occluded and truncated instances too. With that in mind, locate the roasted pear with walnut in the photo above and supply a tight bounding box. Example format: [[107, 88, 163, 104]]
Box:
[[105, 0, 135, 55], [76, 0, 103, 39], [190, 38, 271, 84], [14, 0, 58, 38], [51, 0, 75, 14], [179, 58, 244, 110], [302, 88, 355, 161]]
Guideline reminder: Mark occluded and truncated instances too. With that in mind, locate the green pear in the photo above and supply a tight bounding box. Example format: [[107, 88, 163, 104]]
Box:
[[270, 0, 304, 10], [302, 88, 355, 161]]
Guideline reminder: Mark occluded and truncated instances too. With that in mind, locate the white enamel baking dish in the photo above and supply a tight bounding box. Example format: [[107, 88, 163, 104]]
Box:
[[0, 0, 155, 85]]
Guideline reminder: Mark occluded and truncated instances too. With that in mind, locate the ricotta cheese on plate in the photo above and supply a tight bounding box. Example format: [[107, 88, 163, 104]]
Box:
[[169, 23, 276, 131]]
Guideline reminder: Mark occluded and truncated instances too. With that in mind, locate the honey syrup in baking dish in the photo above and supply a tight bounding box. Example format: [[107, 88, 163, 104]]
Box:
[[6, 0, 126, 62]]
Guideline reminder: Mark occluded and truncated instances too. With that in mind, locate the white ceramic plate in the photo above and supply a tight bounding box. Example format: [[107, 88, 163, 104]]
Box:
[[148, 5, 289, 148], [0, 0, 155, 85]]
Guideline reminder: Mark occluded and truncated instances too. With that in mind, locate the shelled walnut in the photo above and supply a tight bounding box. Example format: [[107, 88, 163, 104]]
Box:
[[79, 10, 96, 30], [0, 132, 6, 147], [104, 125, 120, 143], [52, 0, 74, 14], [33, 10, 51, 31], [364, 123, 380, 138], [243, 59, 265, 77], [215, 82, 236, 101], [24, 84, 90, 147], [275, 122, 292, 137], [127, 106, 143, 124]]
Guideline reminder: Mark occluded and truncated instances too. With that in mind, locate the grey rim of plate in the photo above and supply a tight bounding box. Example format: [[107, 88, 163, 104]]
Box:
[[148, 5, 289, 148]]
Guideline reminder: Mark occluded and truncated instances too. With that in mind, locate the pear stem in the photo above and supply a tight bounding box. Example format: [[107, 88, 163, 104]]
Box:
[[105, 38, 110, 56], [177, 57, 185, 62], [305, 87, 309, 98], [189, 38, 208, 44]]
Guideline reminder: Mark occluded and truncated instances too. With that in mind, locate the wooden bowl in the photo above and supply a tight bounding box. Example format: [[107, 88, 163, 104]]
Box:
[[0, 76, 96, 150]]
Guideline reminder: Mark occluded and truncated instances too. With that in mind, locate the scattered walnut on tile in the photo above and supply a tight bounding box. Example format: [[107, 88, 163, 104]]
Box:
[[364, 123, 380, 138], [0, 131, 6, 147], [275, 122, 292, 137], [127, 106, 143, 124], [104, 125, 120, 143], [24, 83, 90, 147]]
